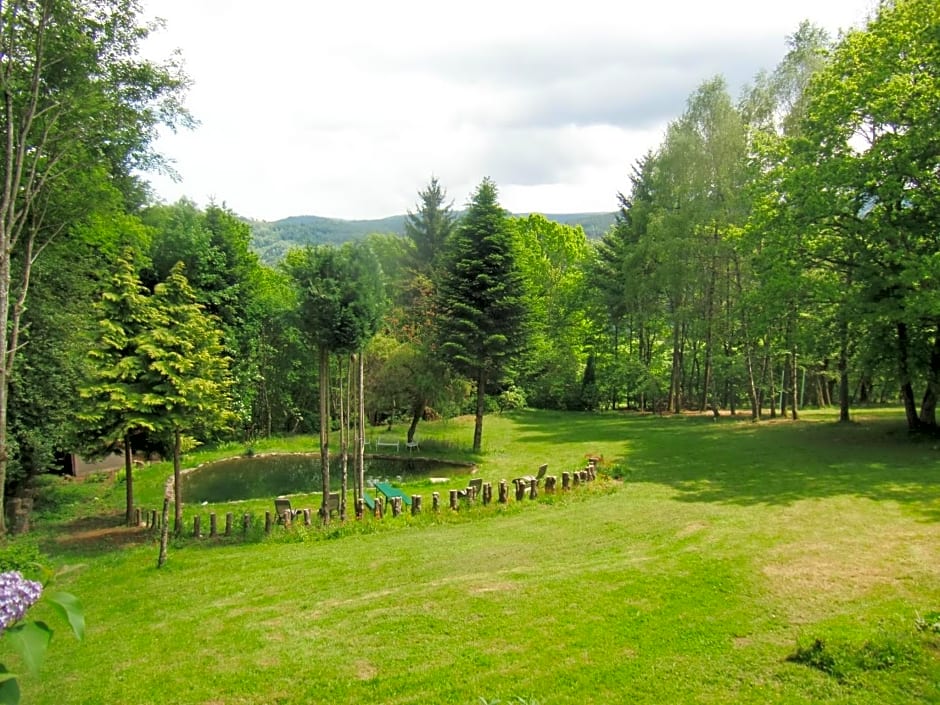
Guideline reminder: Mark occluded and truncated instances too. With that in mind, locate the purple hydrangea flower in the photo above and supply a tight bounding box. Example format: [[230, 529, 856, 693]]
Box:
[[0, 570, 43, 635]]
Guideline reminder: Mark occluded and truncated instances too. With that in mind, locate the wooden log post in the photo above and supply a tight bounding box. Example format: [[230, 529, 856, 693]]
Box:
[[264, 511, 272, 534], [193, 515, 201, 538], [355, 498, 364, 520], [562, 472, 571, 490], [303, 508, 312, 526], [529, 478, 538, 500], [432, 492, 440, 512], [157, 498, 170, 568], [498, 480, 509, 504], [225, 512, 233, 537], [209, 513, 218, 538], [242, 513, 251, 534], [483, 482, 492, 506], [373, 499, 383, 519], [573, 472, 580, 487], [134, 507, 142, 526], [545, 475, 557, 493], [449, 489, 459, 511], [391, 496, 403, 517], [514, 479, 526, 501], [411, 495, 422, 515], [149, 509, 158, 529]]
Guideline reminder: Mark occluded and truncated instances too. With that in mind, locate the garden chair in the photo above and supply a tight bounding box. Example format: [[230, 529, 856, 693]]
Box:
[[274, 497, 302, 523]]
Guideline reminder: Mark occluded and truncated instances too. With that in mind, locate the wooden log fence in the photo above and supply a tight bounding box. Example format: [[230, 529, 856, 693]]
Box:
[[134, 461, 601, 542]]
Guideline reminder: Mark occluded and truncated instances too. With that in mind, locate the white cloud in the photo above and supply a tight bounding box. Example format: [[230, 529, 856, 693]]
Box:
[[141, 0, 878, 220]]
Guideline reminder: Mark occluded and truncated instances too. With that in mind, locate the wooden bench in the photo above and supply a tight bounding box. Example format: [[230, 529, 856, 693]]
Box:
[[375, 439, 399, 451]]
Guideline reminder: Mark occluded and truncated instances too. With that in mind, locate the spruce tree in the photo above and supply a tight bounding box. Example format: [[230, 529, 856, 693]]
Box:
[[436, 178, 528, 452], [405, 176, 456, 277]]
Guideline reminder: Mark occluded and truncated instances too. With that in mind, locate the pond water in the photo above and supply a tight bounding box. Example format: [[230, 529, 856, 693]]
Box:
[[180, 453, 471, 504]]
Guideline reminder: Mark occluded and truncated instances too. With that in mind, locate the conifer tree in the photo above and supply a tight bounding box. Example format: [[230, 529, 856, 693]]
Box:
[[138, 262, 233, 543], [436, 178, 528, 452], [78, 254, 159, 526], [405, 176, 456, 277]]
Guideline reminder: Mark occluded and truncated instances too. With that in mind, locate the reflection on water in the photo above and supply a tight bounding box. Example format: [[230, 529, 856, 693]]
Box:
[[180, 453, 469, 503]]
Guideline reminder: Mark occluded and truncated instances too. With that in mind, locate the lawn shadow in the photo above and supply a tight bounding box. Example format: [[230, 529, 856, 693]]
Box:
[[509, 409, 940, 522], [44, 511, 154, 558]]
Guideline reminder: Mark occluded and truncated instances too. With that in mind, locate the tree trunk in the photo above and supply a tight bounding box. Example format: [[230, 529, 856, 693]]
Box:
[[319, 345, 331, 523], [0, 245, 9, 534], [338, 356, 349, 522], [743, 340, 760, 420], [790, 347, 799, 420], [157, 497, 170, 568], [766, 351, 777, 419], [918, 322, 940, 429], [473, 369, 485, 453], [356, 352, 365, 502], [838, 320, 851, 423], [897, 322, 921, 432], [407, 399, 425, 444], [669, 319, 683, 413], [124, 433, 135, 526], [173, 429, 182, 536]]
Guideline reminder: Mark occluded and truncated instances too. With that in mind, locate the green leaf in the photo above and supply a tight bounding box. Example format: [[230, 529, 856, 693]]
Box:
[[0, 665, 20, 705], [48, 591, 85, 641], [5, 622, 52, 674]]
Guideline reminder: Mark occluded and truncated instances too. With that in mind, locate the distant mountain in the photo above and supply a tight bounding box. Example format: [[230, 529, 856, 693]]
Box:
[[248, 211, 617, 264]]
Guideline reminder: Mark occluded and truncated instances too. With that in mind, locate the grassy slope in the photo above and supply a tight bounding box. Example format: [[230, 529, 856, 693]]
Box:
[[9, 409, 940, 704]]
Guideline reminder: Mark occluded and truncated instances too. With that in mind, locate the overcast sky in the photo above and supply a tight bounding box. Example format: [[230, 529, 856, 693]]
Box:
[[140, 0, 878, 222]]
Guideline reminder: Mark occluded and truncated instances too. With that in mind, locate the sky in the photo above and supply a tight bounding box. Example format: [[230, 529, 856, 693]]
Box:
[[140, 0, 878, 222]]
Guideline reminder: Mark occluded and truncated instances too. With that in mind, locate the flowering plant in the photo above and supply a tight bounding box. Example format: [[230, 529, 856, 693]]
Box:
[[0, 570, 83, 705]]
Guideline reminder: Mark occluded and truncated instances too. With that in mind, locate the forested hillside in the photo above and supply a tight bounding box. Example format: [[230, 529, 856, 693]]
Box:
[[247, 211, 616, 264]]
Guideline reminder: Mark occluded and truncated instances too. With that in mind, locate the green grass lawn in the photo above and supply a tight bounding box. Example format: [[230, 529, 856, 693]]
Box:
[[5, 408, 940, 704]]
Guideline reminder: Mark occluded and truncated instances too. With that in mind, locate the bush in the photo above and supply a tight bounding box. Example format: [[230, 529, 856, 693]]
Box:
[[0, 539, 46, 580]]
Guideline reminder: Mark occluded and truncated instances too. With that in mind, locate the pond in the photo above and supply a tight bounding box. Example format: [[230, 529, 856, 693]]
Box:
[[180, 453, 473, 504]]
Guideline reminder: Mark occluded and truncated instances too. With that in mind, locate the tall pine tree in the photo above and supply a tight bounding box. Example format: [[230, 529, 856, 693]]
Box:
[[405, 176, 456, 278], [436, 178, 528, 452]]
